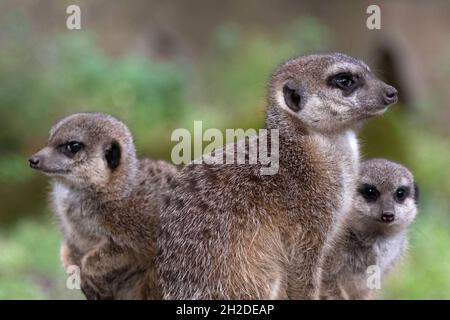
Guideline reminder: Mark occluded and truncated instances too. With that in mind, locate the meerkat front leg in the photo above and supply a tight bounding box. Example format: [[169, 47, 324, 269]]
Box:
[[287, 247, 322, 299], [60, 242, 101, 299], [318, 279, 349, 300], [81, 240, 132, 277], [60, 242, 77, 271], [80, 239, 134, 299]]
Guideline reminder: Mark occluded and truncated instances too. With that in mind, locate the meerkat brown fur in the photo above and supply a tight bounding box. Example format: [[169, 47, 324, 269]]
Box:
[[157, 53, 398, 299], [29, 113, 177, 299], [319, 159, 419, 299]]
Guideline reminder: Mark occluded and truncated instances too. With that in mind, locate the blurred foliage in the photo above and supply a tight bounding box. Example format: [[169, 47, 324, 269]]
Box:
[[383, 203, 450, 299], [0, 16, 188, 164], [0, 215, 82, 299], [361, 106, 450, 201], [0, 32, 187, 152], [201, 18, 329, 129], [0, 12, 449, 299]]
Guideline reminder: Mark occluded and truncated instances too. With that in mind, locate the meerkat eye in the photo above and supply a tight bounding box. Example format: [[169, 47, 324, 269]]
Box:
[[65, 141, 83, 154], [394, 186, 409, 203], [329, 73, 356, 91], [358, 184, 380, 202]]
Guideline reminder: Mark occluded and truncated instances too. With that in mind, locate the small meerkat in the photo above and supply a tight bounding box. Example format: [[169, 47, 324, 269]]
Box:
[[319, 159, 419, 300], [157, 53, 398, 299], [29, 113, 177, 299]]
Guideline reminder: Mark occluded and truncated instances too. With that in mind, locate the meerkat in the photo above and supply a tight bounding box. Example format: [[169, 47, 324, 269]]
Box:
[[319, 159, 419, 299], [156, 53, 398, 299], [29, 113, 177, 299]]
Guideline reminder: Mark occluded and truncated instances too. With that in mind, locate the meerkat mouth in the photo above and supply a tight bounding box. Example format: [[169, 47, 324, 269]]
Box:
[[356, 106, 388, 119], [369, 105, 389, 114], [39, 168, 71, 175]]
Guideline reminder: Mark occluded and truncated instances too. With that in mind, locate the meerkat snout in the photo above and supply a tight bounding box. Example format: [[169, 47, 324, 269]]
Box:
[[28, 155, 41, 168], [383, 86, 398, 105], [380, 210, 395, 223], [271, 53, 398, 133], [29, 145, 73, 174]]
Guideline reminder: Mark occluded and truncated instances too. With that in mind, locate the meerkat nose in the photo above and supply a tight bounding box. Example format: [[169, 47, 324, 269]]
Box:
[[383, 86, 398, 105], [381, 211, 395, 223], [29, 156, 41, 169]]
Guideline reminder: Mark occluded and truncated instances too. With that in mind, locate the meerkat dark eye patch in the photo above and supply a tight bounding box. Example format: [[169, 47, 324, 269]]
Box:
[[394, 186, 410, 203], [328, 72, 360, 95], [104, 141, 121, 171], [282, 80, 303, 112], [60, 141, 84, 157], [358, 184, 380, 202]]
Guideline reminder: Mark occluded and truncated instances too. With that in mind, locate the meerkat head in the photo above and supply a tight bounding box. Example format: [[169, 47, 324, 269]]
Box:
[[268, 53, 398, 133], [351, 159, 419, 235], [29, 113, 138, 193]]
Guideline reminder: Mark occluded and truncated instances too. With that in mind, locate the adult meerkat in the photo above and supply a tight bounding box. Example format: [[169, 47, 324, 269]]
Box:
[[319, 159, 419, 300], [157, 53, 398, 299], [29, 113, 177, 299]]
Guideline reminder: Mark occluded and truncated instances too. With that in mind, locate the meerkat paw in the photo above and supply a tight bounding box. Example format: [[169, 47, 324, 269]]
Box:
[[81, 275, 114, 300], [80, 250, 106, 278], [60, 243, 76, 271], [80, 252, 113, 299]]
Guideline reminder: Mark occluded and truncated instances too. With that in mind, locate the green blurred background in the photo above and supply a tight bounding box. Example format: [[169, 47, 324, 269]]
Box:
[[0, 0, 449, 299]]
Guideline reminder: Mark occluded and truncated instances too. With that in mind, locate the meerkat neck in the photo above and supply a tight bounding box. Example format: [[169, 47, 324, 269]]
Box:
[[265, 104, 357, 138], [265, 104, 307, 138]]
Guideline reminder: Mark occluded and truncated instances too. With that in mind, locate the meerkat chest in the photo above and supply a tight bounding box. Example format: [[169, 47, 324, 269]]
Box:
[[373, 235, 405, 273], [328, 130, 359, 218], [51, 182, 101, 251], [338, 130, 360, 214], [316, 130, 359, 217]]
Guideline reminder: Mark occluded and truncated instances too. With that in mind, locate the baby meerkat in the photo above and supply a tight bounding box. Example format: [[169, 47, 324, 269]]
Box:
[[319, 159, 419, 299], [157, 53, 398, 299], [29, 113, 177, 299]]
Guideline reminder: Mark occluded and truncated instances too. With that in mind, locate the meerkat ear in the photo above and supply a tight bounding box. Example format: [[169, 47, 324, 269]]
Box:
[[282, 80, 303, 112], [104, 140, 121, 171], [413, 181, 420, 204]]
